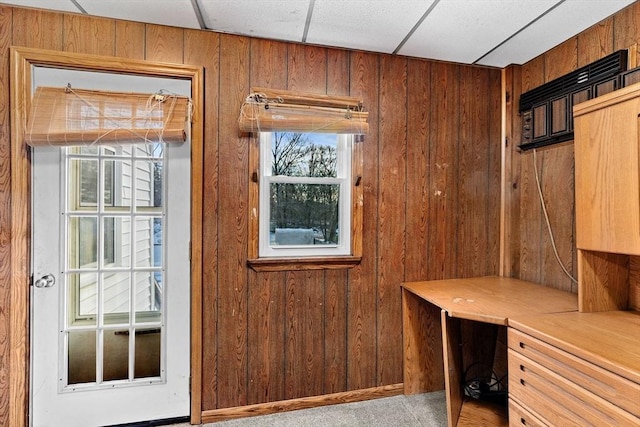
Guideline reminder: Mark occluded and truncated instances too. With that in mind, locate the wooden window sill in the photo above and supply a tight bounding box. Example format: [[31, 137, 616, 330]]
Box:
[[248, 256, 361, 272]]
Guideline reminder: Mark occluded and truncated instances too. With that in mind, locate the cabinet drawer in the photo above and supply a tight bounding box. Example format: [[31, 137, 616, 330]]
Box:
[[508, 328, 640, 416], [509, 350, 640, 426], [508, 398, 547, 427]]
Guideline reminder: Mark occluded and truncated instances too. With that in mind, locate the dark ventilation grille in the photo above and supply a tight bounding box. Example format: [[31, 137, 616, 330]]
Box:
[[519, 50, 628, 111], [518, 50, 629, 151]]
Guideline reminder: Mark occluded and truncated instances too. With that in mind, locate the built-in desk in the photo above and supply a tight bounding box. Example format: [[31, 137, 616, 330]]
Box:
[[402, 276, 578, 427]]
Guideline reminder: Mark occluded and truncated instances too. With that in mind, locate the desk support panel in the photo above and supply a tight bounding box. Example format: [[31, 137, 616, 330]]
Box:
[[442, 310, 463, 427], [402, 288, 445, 394]]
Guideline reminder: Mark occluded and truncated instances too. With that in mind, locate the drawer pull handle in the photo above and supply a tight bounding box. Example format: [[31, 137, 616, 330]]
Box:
[[520, 364, 525, 371], [521, 418, 526, 425], [520, 379, 526, 386], [519, 342, 525, 349]]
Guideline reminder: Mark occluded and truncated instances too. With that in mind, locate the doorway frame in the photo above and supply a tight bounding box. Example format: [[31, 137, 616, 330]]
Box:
[[9, 46, 204, 426]]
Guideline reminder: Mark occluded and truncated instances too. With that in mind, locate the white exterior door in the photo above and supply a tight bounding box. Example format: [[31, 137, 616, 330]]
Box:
[[30, 138, 191, 426]]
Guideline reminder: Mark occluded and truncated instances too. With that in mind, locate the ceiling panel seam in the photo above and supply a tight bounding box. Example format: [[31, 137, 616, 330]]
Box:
[[191, 0, 207, 30], [473, 0, 566, 65], [392, 0, 441, 55], [70, 0, 87, 14], [302, 0, 316, 43]]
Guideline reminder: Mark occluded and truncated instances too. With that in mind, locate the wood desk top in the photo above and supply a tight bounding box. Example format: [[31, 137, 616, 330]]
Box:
[[510, 310, 640, 384], [402, 276, 578, 325]]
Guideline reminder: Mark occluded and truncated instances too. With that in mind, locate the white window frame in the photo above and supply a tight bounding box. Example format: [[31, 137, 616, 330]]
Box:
[[258, 132, 352, 258]]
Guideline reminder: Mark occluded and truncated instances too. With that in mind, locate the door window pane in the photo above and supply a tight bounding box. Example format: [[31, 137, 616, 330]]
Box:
[[135, 271, 162, 322], [68, 330, 96, 385], [134, 329, 161, 379], [103, 330, 129, 381], [103, 216, 131, 268], [79, 158, 98, 206], [103, 272, 130, 325], [67, 272, 97, 325], [68, 216, 98, 269]]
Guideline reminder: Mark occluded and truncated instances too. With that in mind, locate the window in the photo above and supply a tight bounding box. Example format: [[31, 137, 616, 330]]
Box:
[[249, 131, 362, 270], [259, 132, 352, 257], [242, 87, 366, 271]]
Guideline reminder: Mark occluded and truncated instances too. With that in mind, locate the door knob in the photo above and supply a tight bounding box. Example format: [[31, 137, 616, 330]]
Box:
[[34, 274, 55, 288]]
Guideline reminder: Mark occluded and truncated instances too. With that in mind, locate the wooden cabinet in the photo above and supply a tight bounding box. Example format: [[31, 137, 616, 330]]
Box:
[[508, 312, 640, 426], [573, 83, 640, 312], [574, 83, 640, 257]]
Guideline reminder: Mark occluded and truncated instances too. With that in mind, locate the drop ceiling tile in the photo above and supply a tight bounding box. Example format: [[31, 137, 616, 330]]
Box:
[[477, 0, 637, 67], [399, 0, 560, 65], [306, 0, 436, 54], [198, 0, 311, 42], [76, 0, 201, 28], [0, 0, 80, 13]]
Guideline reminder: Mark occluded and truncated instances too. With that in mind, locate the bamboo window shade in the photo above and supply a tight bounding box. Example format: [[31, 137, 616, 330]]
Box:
[[25, 86, 191, 146], [238, 87, 368, 134]]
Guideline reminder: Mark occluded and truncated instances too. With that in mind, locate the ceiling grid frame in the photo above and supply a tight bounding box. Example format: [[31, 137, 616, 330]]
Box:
[[0, 0, 636, 67]]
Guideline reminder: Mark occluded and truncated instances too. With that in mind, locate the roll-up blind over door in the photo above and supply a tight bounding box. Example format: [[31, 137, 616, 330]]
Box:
[[238, 86, 368, 134], [26, 86, 191, 146]]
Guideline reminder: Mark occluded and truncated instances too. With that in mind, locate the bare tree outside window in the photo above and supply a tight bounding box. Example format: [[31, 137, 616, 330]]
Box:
[[270, 132, 340, 245]]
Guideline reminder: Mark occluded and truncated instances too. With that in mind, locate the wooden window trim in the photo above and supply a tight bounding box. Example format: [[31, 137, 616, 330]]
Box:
[[247, 134, 363, 272]]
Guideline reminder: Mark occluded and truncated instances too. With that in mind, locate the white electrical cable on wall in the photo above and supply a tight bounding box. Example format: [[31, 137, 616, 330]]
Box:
[[532, 148, 578, 285]]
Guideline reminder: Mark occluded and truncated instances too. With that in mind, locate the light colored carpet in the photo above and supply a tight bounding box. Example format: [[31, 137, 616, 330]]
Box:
[[174, 392, 447, 426]]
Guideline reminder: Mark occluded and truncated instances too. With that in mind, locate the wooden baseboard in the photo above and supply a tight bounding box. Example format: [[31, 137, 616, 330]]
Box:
[[200, 383, 404, 423]]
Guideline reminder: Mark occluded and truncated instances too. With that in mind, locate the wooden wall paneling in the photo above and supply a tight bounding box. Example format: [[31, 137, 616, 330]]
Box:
[[247, 270, 286, 404], [324, 269, 347, 393], [347, 51, 379, 391], [428, 62, 459, 280], [184, 28, 219, 420], [458, 66, 503, 387], [323, 48, 349, 395], [544, 38, 578, 82], [487, 68, 502, 275], [405, 59, 430, 282], [458, 66, 491, 277], [144, 24, 183, 63], [63, 14, 115, 55], [216, 33, 250, 408], [502, 65, 522, 278], [460, 319, 499, 390], [538, 143, 577, 292], [538, 40, 578, 290], [284, 270, 324, 399], [287, 44, 328, 93], [247, 38, 287, 406], [115, 21, 145, 59], [614, 1, 640, 51], [518, 153, 541, 285], [326, 49, 350, 96], [192, 29, 221, 411], [629, 256, 640, 310], [377, 55, 407, 386], [577, 17, 613, 67], [283, 43, 328, 400], [11, 8, 63, 49], [0, 6, 11, 425], [517, 56, 544, 284]]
